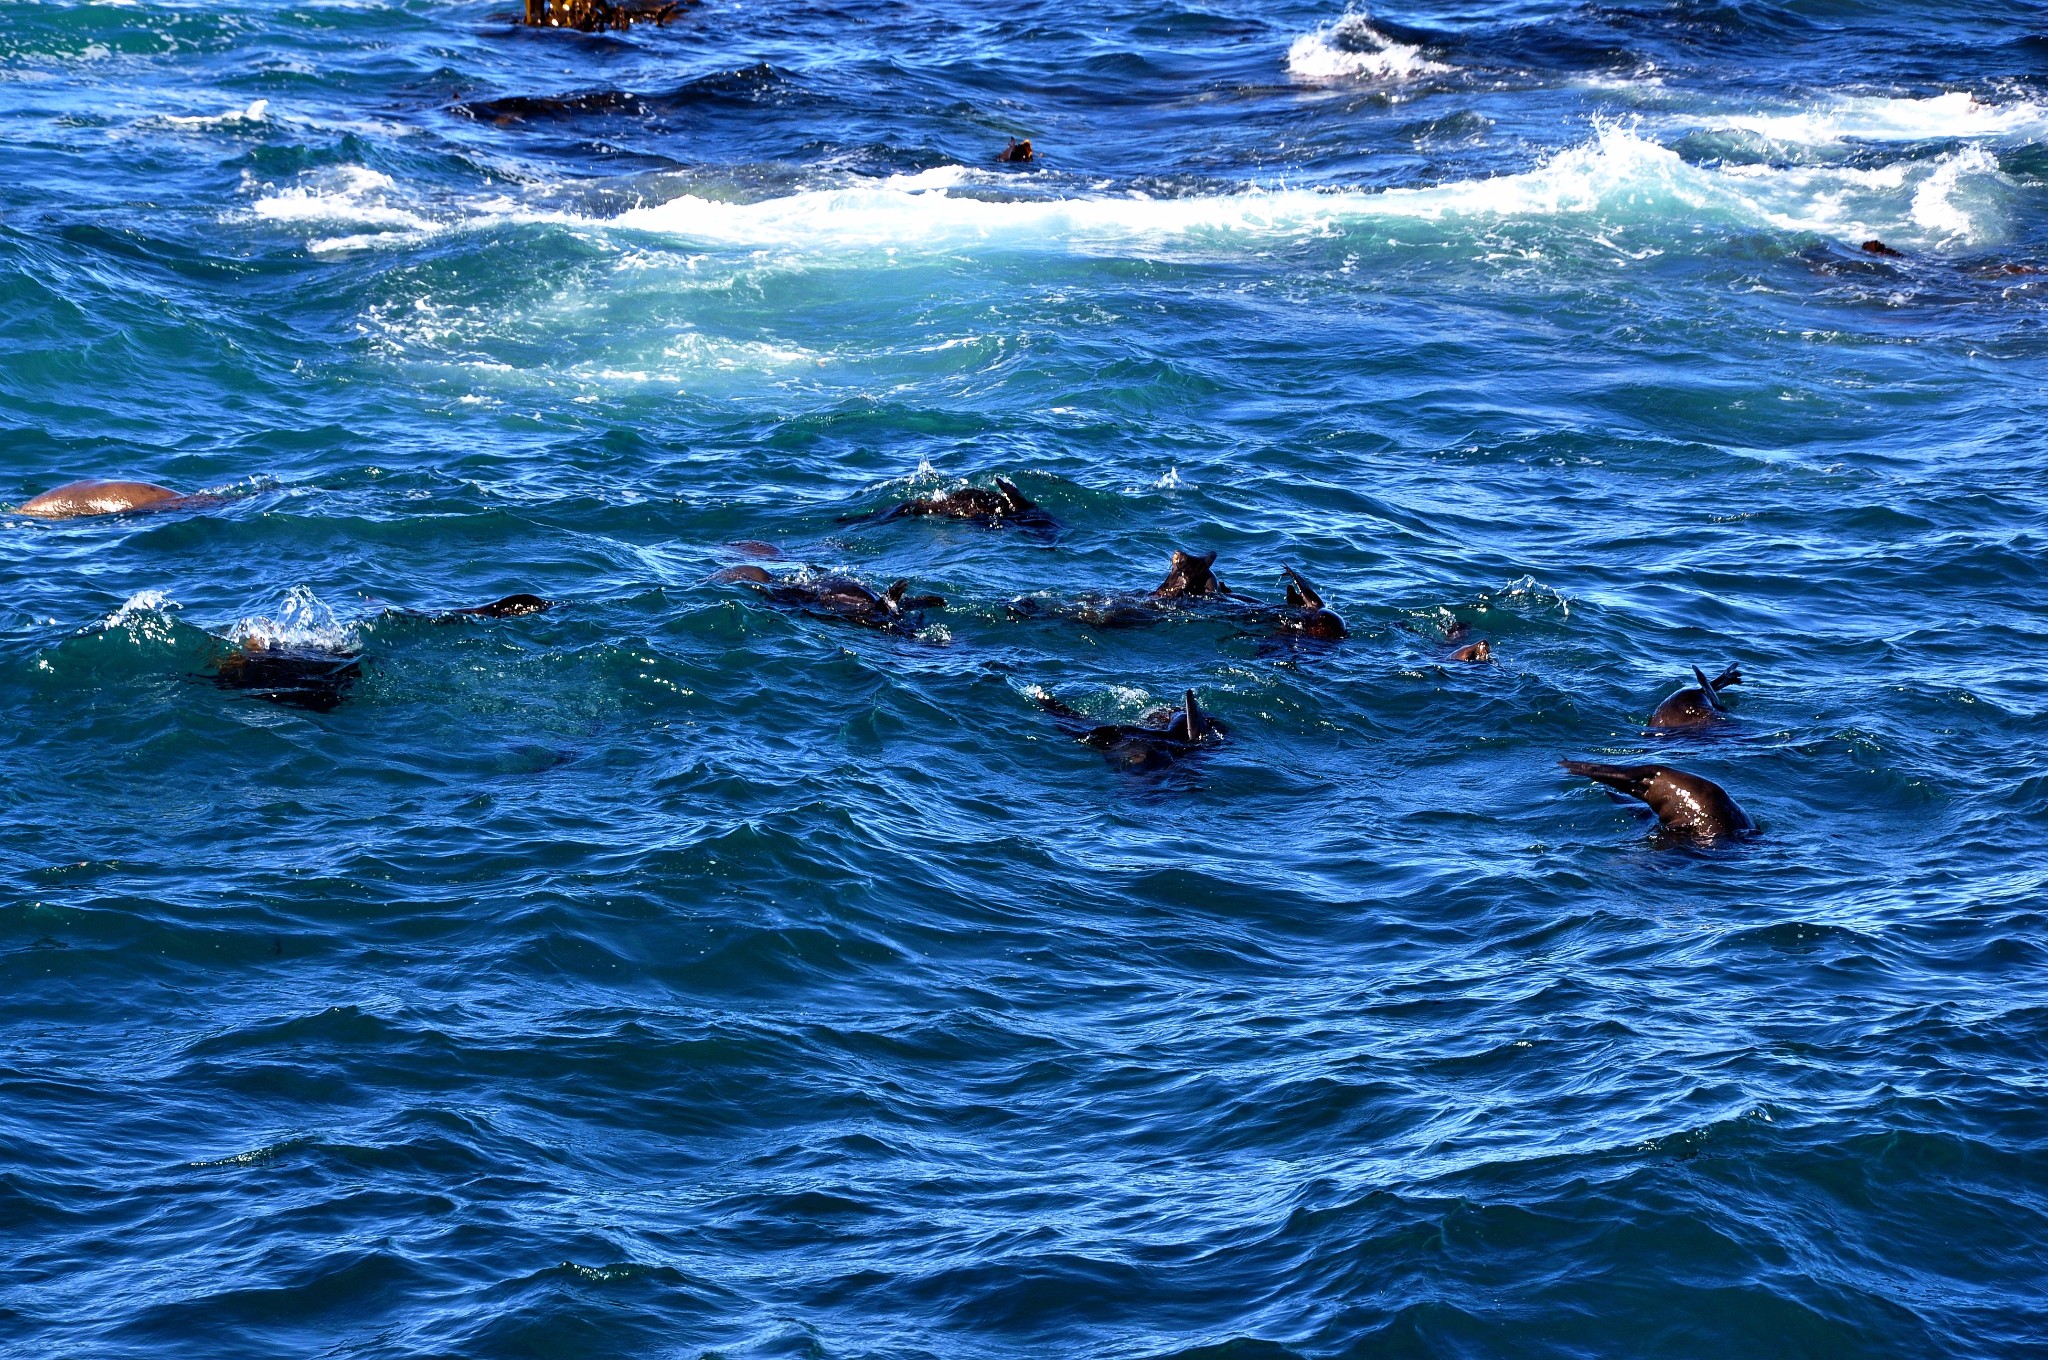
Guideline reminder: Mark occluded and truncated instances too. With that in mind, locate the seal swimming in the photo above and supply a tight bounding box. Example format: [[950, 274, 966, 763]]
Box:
[[444, 593, 557, 619], [1007, 548, 1247, 628], [1562, 760, 1754, 841], [211, 640, 362, 712], [1648, 664, 1741, 729], [1036, 688, 1227, 771], [1272, 566, 1347, 642], [15, 479, 197, 519], [841, 477, 1055, 535], [721, 566, 946, 637]]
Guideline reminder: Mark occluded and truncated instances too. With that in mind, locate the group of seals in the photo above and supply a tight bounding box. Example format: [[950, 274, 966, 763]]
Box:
[[1005, 549, 1356, 648], [18, 473, 1757, 840]]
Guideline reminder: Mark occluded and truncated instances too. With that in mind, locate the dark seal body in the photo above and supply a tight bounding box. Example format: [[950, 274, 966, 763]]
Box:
[[846, 478, 1054, 534], [1563, 760, 1754, 840], [728, 569, 945, 637], [212, 643, 363, 712], [1649, 664, 1741, 729], [447, 593, 556, 619], [1038, 688, 1226, 771], [1273, 566, 1347, 642]]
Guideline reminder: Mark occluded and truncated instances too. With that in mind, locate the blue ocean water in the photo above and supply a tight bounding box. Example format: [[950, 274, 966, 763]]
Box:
[[4, 0, 2047, 1354]]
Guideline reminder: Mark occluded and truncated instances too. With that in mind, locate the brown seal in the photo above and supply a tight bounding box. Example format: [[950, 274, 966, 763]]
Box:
[[1037, 688, 1226, 771], [1274, 566, 1347, 642], [1648, 664, 1740, 729], [16, 479, 190, 519], [1563, 761, 1754, 840], [841, 477, 1055, 535], [1152, 549, 1228, 599], [724, 569, 945, 636]]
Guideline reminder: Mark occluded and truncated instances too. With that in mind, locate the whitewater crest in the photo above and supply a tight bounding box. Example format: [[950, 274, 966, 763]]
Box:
[[1287, 13, 1449, 81], [249, 165, 438, 250], [102, 590, 176, 629], [231, 586, 359, 653], [1703, 91, 2048, 147], [251, 122, 2013, 266]]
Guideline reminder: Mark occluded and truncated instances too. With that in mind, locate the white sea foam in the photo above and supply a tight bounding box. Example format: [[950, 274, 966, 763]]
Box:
[[104, 590, 174, 628], [260, 122, 2016, 268], [250, 166, 437, 239], [230, 585, 358, 652], [165, 98, 267, 128], [1709, 91, 2048, 146], [590, 124, 1995, 247], [1287, 13, 1449, 81]]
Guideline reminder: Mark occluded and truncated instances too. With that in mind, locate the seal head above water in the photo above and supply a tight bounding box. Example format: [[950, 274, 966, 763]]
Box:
[[1152, 549, 1227, 599], [1563, 760, 1754, 841]]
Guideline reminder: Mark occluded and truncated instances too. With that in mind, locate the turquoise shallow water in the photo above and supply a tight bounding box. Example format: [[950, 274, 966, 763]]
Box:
[[4, 1, 2048, 1356]]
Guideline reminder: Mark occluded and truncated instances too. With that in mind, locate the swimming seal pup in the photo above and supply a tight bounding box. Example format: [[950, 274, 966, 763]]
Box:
[[1562, 760, 1754, 841], [211, 641, 362, 712], [1274, 566, 1347, 642], [16, 479, 190, 519], [724, 568, 945, 637], [1037, 688, 1226, 771], [843, 477, 1055, 534], [1648, 664, 1740, 729], [1450, 640, 1492, 662]]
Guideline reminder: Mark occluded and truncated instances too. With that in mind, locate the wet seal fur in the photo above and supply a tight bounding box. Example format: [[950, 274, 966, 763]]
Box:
[[444, 593, 557, 619], [842, 477, 1055, 535], [1563, 760, 1754, 841], [211, 641, 363, 713], [1648, 664, 1741, 729], [1008, 549, 1245, 628], [15, 480, 201, 520], [1152, 549, 1230, 599], [721, 567, 945, 637], [1037, 688, 1227, 772], [1272, 566, 1347, 642]]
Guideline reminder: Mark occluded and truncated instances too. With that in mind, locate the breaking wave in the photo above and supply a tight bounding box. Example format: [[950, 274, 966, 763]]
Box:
[[1287, 13, 1449, 81]]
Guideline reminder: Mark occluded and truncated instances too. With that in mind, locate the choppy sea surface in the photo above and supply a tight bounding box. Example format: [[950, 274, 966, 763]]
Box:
[[4, 0, 2047, 1355]]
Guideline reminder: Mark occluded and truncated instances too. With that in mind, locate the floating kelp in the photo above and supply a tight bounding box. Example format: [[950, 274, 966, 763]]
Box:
[[520, 0, 693, 32]]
